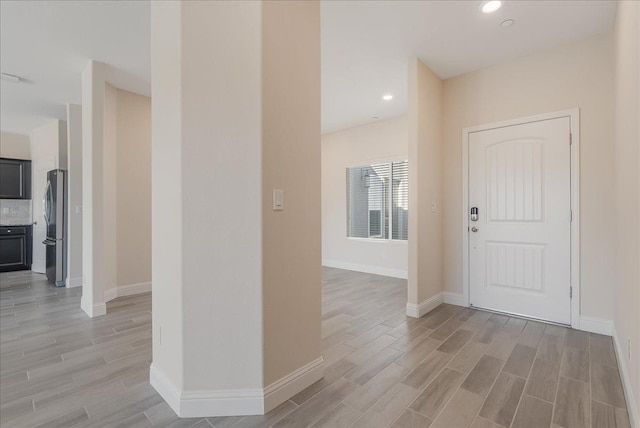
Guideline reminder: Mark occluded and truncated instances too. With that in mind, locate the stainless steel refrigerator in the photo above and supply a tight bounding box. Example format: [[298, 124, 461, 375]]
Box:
[[43, 169, 66, 286]]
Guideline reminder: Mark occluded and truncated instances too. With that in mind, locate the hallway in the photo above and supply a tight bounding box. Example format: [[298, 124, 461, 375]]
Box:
[[0, 269, 631, 427]]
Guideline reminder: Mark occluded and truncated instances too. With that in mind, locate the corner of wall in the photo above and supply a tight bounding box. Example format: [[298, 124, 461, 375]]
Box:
[[407, 57, 446, 313]]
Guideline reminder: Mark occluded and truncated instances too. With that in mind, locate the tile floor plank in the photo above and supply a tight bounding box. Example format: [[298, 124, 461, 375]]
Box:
[[553, 376, 590, 428], [502, 343, 537, 378], [1, 268, 632, 428], [409, 368, 465, 419], [525, 358, 561, 403], [511, 395, 553, 428], [478, 372, 526, 427], [460, 354, 504, 397]]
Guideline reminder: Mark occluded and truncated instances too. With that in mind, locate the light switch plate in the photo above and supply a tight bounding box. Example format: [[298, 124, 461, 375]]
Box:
[[273, 189, 284, 211]]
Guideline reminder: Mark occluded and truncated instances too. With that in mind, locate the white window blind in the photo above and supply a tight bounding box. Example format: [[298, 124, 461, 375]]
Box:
[[346, 160, 408, 241], [392, 160, 408, 240]]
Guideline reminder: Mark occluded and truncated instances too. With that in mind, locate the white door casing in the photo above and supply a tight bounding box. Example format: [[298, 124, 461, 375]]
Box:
[[464, 112, 578, 326], [31, 159, 55, 273]]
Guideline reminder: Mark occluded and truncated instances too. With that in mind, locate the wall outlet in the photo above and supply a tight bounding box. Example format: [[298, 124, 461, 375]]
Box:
[[431, 201, 437, 213], [628, 337, 632, 361]]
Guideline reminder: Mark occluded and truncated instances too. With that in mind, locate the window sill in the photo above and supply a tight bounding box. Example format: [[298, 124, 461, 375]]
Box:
[[346, 237, 408, 244]]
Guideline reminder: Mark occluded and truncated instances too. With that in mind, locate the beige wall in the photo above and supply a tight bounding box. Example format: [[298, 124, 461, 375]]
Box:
[[81, 60, 107, 316], [442, 33, 615, 321], [0, 132, 30, 159], [30, 120, 66, 169], [103, 84, 152, 295], [150, 1, 184, 389], [116, 89, 152, 288], [322, 116, 408, 277], [179, 0, 264, 393], [103, 83, 118, 295], [262, 0, 322, 386], [408, 58, 443, 310], [66, 104, 83, 288], [151, 0, 321, 414], [613, 1, 640, 423]]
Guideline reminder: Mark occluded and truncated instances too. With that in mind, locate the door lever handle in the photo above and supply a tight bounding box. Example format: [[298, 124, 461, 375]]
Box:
[[471, 227, 479, 233]]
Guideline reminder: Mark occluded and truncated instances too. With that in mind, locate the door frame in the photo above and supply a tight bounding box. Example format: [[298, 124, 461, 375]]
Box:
[[461, 108, 580, 329]]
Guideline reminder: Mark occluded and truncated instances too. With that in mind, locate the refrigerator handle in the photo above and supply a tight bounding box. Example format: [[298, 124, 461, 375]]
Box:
[[43, 180, 51, 228]]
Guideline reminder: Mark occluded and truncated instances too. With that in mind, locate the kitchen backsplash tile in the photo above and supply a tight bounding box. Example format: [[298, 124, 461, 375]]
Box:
[[0, 199, 33, 225]]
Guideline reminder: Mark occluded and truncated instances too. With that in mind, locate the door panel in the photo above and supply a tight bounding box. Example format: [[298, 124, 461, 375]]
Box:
[[468, 117, 571, 325]]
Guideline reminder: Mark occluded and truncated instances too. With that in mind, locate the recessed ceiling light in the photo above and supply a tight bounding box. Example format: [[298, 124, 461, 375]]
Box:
[[1, 73, 21, 83], [372, 116, 378, 120], [480, 0, 503, 14], [382, 94, 393, 101], [501, 19, 514, 27]]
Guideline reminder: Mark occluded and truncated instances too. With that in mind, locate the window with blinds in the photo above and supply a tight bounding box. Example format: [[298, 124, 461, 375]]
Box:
[[346, 160, 408, 241]]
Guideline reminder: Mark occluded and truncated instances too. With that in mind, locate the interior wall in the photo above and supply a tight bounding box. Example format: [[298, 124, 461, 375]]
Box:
[[442, 33, 615, 321], [613, 1, 640, 423], [102, 84, 152, 298], [321, 116, 408, 278], [180, 0, 264, 392], [30, 120, 66, 168], [81, 60, 107, 317], [0, 132, 30, 159], [262, 0, 322, 387], [116, 89, 152, 289], [66, 104, 83, 288], [103, 83, 118, 296], [150, 1, 322, 414], [407, 58, 443, 312], [150, 0, 184, 393]]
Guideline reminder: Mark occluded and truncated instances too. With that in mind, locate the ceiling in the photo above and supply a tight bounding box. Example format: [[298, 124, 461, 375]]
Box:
[[0, 1, 616, 136], [0, 1, 150, 135], [321, 0, 617, 134]]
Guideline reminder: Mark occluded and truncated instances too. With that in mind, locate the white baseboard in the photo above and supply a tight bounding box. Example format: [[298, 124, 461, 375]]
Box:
[[322, 259, 407, 279], [149, 363, 182, 415], [612, 325, 638, 428], [80, 296, 106, 318], [66, 276, 83, 288], [578, 316, 613, 336], [263, 357, 324, 412], [443, 292, 465, 306], [150, 357, 324, 418], [150, 363, 263, 417], [118, 281, 152, 297], [407, 293, 443, 318], [104, 282, 152, 302]]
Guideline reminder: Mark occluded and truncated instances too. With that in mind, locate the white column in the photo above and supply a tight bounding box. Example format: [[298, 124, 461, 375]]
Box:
[[65, 103, 83, 288], [80, 61, 106, 317], [150, 0, 322, 418]]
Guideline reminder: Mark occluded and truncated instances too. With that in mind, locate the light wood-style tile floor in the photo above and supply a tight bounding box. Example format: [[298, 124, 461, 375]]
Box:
[[0, 268, 631, 427]]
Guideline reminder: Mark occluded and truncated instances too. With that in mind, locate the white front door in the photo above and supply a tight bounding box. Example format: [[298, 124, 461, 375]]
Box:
[[31, 159, 55, 273], [468, 117, 571, 325]]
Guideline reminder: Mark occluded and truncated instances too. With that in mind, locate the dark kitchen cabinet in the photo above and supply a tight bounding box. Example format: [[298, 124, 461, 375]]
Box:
[[0, 158, 32, 199], [0, 226, 32, 272]]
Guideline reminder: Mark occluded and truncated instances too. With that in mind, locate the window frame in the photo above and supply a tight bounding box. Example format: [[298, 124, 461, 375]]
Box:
[[345, 156, 408, 244]]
